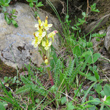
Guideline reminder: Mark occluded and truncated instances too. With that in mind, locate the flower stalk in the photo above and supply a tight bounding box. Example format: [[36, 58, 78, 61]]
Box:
[[32, 16, 58, 86], [47, 68, 54, 86]]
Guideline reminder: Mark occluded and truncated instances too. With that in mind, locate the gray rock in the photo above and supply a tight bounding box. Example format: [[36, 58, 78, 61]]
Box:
[[0, 2, 61, 69], [99, 30, 106, 35], [97, 55, 110, 75], [84, 14, 110, 33], [91, 30, 105, 53], [104, 26, 110, 53]]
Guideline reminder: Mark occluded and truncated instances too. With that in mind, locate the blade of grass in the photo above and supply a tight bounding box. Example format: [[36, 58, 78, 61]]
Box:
[[81, 81, 97, 104], [73, 83, 83, 99]]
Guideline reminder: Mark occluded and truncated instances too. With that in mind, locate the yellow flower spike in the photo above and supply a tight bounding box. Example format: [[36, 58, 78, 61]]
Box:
[[42, 39, 52, 50], [48, 30, 58, 42], [43, 16, 53, 30]]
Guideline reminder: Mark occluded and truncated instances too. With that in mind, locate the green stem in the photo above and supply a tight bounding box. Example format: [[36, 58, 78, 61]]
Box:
[[100, 103, 104, 110], [100, 55, 110, 63]]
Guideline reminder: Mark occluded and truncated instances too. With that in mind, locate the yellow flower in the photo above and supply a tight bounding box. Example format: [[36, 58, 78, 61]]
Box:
[[32, 36, 41, 48], [35, 24, 43, 30], [44, 59, 49, 65], [44, 56, 49, 65], [43, 16, 53, 30], [48, 30, 58, 42], [35, 29, 46, 38], [35, 17, 43, 30], [42, 39, 52, 50], [32, 30, 45, 48], [37, 16, 42, 25]]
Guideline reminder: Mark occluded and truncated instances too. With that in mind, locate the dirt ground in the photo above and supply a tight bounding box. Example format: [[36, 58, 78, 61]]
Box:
[[0, 59, 17, 79]]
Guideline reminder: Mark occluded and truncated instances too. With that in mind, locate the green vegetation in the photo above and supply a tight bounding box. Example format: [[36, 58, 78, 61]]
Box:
[[26, 0, 43, 8], [0, 1, 110, 110], [0, 0, 18, 27], [0, 0, 43, 27]]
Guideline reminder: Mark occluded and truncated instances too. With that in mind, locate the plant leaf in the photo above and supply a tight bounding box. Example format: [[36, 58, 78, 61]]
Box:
[[66, 101, 74, 110], [73, 45, 81, 56], [104, 96, 110, 105], [104, 84, 110, 97], [61, 97, 67, 105], [0, 102, 6, 110], [36, 2, 44, 8]]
